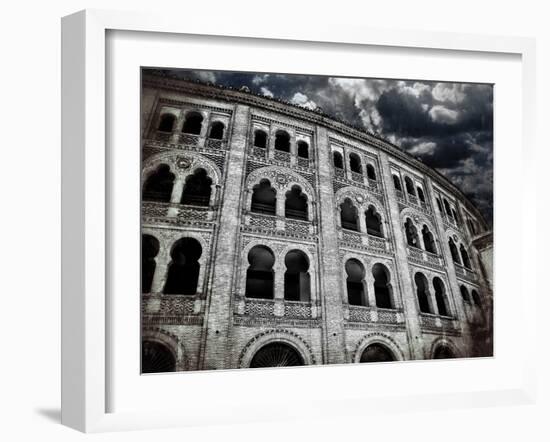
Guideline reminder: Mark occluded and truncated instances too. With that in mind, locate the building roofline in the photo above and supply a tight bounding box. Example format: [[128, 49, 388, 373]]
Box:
[[142, 71, 489, 228]]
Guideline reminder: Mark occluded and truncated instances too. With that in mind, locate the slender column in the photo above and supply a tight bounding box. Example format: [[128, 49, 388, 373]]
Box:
[[427, 287, 439, 315], [365, 272, 377, 308], [151, 247, 170, 294], [316, 126, 347, 364], [378, 152, 423, 359], [201, 105, 250, 370], [170, 177, 184, 204]]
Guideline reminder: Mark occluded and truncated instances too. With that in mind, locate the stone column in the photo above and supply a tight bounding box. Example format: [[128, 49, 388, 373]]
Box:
[[315, 126, 347, 364], [201, 104, 250, 370], [365, 272, 377, 308], [378, 152, 423, 359], [151, 246, 170, 294]]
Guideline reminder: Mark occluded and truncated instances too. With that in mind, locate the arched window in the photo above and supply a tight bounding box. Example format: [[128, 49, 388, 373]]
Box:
[[417, 186, 425, 202], [452, 208, 459, 224], [404, 218, 420, 248], [449, 238, 461, 264], [274, 130, 290, 152], [393, 175, 402, 191], [422, 225, 437, 253], [245, 245, 275, 299], [459, 244, 471, 269], [366, 164, 376, 180], [433, 345, 455, 359], [433, 277, 448, 316], [182, 112, 203, 135], [365, 205, 383, 237], [180, 168, 212, 206], [460, 285, 470, 303], [142, 340, 176, 373], [285, 185, 308, 221], [345, 259, 366, 306], [142, 234, 159, 293], [444, 199, 453, 218], [471, 289, 482, 307], [436, 198, 443, 212], [467, 219, 476, 235], [254, 130, 267, 148], [349, 153, 362, 174], [333, 151, 344, 169], [405, 177, 416, 196], [373, 263, 393, 309], [340, 198, 359, 231], [208, 121, 224, 139], [297, 141, 309, 159], [163, 238, 202, 295], [251, 179, 276, 215], [415, 272, 431, 314], [250, 342, 304, 368], [142, 164, 175, 202], [157, 113, 176, 132], [284, 250, 310, 302], [360, 343, 395, 363]]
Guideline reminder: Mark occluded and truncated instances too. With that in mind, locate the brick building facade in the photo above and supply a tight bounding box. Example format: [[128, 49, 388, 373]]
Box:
[[140, 73, 493, 373]]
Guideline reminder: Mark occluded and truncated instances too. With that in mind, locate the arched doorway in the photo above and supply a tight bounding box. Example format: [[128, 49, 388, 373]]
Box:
[[433, 345, 455, 359], [142, 164, 175, 202], [142, 234, 159, 293], [141, 340, 176, 373], [360, 343, 395, 363], [163, 237, 202, 295], [245, 245, 275, 299], [284, 250, 310, 302], [249, 342, 304, 368], [180, 168, 212, 206]]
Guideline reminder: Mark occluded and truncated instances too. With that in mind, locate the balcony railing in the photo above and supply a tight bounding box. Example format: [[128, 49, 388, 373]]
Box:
[[351, 171, 364, 183], [407, 246, 444, 268], [142, 293, 201, 317], [419, 312, 458, 332], [334, 168, 345, 179], [454, 262, 478, 282], [236, 297, 317, 320], [348, 306, 403, 325]]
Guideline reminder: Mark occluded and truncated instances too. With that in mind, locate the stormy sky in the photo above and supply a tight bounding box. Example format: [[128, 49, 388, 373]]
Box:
[[149, 68, 493, 225]]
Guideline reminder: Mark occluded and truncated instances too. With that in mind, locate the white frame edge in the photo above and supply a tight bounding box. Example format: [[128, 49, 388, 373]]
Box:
[[61, 9, 537, 433]]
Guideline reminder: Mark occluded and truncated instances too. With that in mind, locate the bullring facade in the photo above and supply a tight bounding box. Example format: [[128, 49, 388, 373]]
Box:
[[140, 72, 493, 373]]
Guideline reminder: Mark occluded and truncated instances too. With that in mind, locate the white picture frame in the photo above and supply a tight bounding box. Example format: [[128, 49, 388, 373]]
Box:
[[61, 9, 537, 433]]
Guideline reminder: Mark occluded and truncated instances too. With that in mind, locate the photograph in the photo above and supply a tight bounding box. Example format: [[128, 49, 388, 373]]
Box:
[[140, 67, 494, 373]]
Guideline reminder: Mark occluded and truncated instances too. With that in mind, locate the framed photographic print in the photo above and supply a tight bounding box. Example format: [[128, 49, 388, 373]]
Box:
[[61, 9, 536, 433]]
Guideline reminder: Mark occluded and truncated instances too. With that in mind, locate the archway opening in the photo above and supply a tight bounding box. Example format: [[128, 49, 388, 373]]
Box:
[[333, 151, 344, 169], [297, 141, 309, 159], [182, 112, 203, 135], [345, 259, 366, 306], [251, 179, 276, 215], [433, 277, 448, 316], [367, 164, 376, 180], [142, 234, 159, 293], [180, 168, 212, 206], [284, 250, 310, 302], [360, 343, 395, 363], [157, 113, 176, 132], [433, 345, 455, 359], [373, 263, 393, 309], [274, 130, 290, 152], [405, 177, 415, 196], [415, 272, 431, 314], [285, 185, 308, 220], [449, 238, 461, 264], [245, 245, 275, 299], [422, 225, 437, 253], [163, 238, 202, 295], [141, 340, 176, 373], [142, 164, 175, 202], [417, 186, 425, 202], [209, 121, 224, 139], [404, 218, 420, 248], [250, 342, 304, 368], [460, 285, 470, 303], [349, 153, 362, 174], [393, 175, 402, 191], [340, 198, 359, 231], [365, 205, 383, 237], [460, 244, 471, 269], [254, 130, 267, 148]]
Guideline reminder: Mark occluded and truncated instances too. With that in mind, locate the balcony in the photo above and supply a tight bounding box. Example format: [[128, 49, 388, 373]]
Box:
[[407, 246, 444, 269], [142, 293, 203, 325], [454, 262, 478, 283], [347, 306, 404, 325], [142, 201, 214, 226], [419, 312, 459, 333], [244, 212, 316, 238], [234, 297, 319, 321]]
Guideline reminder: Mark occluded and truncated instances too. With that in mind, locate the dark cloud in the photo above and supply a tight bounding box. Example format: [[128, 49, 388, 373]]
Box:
[[147, 68, 493, 225]]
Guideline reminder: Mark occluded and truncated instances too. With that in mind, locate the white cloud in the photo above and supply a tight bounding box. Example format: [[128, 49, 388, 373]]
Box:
[[400, 82, 431, 98], [252, 74, 270, 85], [260, 87, 274, 98], [429, 105, 459, 124], [328, 78, 391, 106], [409, 141, 437, 156], [359, 108, 382, 132], [432, 83, 466, 103], [195, 71, 217, 83], [290, 92, 317, 110]]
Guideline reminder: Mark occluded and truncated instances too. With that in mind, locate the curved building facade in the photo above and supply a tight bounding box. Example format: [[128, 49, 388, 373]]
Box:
[[140, 72, 493, 372]]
